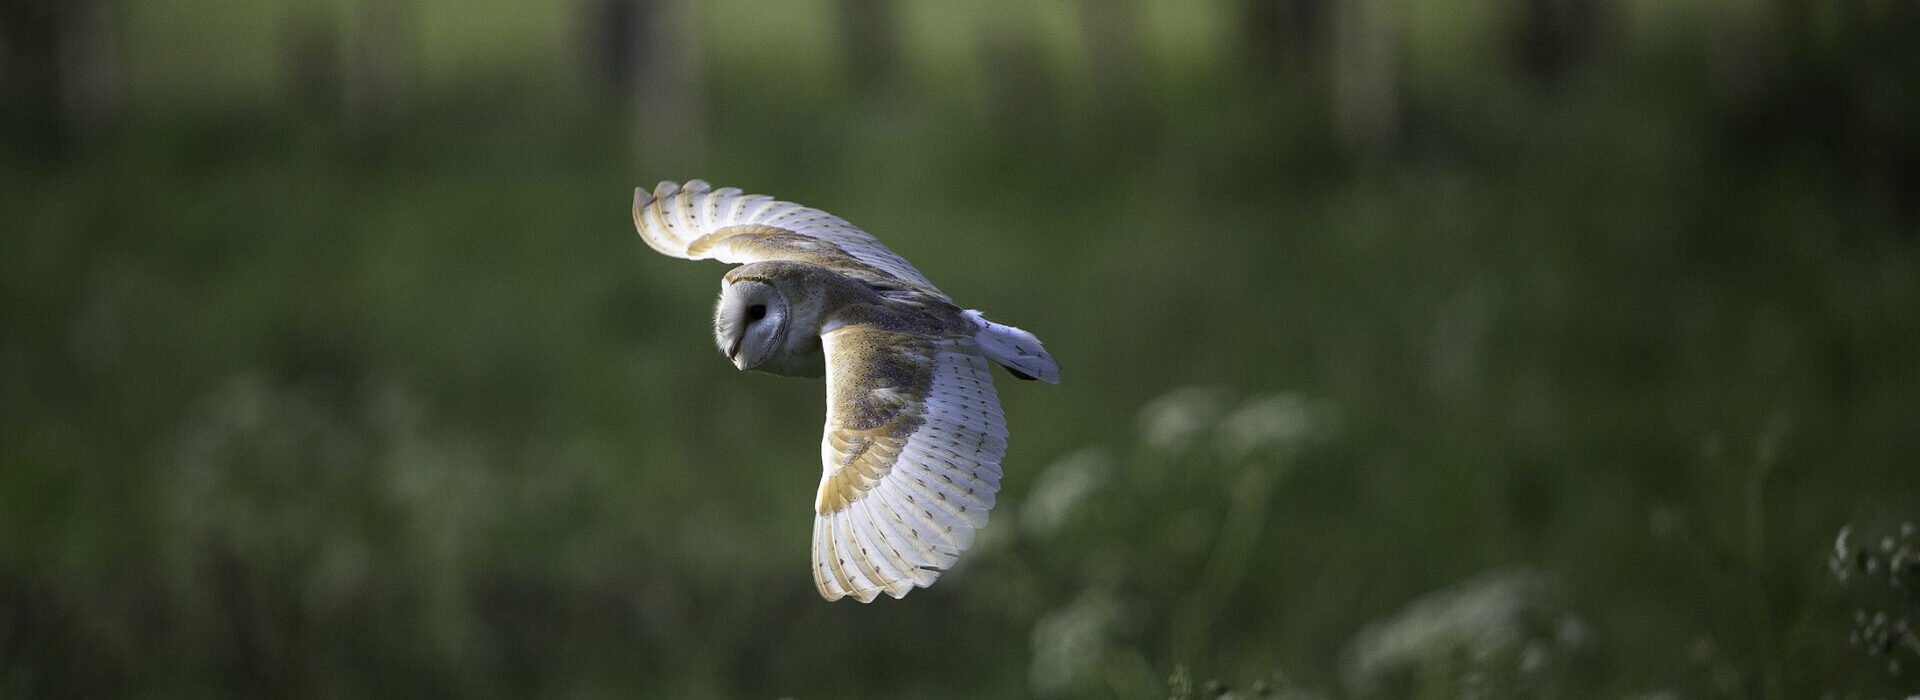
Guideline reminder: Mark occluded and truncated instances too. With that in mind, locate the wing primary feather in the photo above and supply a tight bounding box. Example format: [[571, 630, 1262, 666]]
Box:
[[880, 478, 968, 553], [812, 516, 847, 601], [822, 520, 857, 600], [865, 491, 945, 579], [738, 194, 777, 222], [670, 184, 700, 241], [633, 181, 947, 293], [699, 182, 725, 228], [714, 187, 745, 226], [906, 461, 996, 512], [888, 467, 982, 546], [874, 482, 960, 562], [825, 511, 862, 599], [836, 509, 891, 600], [896, 442, 996, 509], [851, 500, 918, 596], [908, 439, 1003, 473], [901, 444, 996, 497], [831, 510, 880, 602]]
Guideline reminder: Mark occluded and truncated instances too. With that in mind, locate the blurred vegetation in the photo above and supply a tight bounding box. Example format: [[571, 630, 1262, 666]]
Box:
[[3, 0, 1918, 697]]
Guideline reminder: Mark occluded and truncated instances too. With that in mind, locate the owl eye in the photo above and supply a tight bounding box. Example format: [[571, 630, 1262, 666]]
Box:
[[746, 304, 767, 322]]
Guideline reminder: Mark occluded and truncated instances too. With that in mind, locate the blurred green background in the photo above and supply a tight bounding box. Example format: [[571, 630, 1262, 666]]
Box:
[[3, 0, 1918, 697]]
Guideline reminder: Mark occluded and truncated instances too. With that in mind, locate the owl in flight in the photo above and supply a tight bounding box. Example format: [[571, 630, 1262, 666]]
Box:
[[632, 180, 1059, 602]]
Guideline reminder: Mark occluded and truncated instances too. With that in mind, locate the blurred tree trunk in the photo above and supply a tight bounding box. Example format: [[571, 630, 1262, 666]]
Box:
[[0, 0, 123, 158], [1329, 0, 1398, 153], [1074, 0, 1143, 133], [1752, 0, 1920, 226], [582, 0, 705, 167], [57, 0, 122, 146], [1245, 0, 1405, 156], [973, 11, 1053, 141], [583, 0, 643, 100], [1512, 0, 1606, 84], [280, 11, 342, 121], [835, 0, 899, 94], [346, 0, 418, 136], [1239, 0, 1327, 81], [0, 0, 70, 156]]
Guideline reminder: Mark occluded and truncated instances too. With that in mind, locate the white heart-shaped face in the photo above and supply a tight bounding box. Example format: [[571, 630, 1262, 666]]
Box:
[[714, 279, 788, 371]]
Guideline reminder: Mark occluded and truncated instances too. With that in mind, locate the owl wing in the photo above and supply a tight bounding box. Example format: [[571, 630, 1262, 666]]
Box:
[[633, 180, 945, 297], [812, 324, 1008, 602]]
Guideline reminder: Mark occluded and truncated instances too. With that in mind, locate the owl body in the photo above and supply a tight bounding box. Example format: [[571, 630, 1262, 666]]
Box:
[[634, 180, 1058, 602], [717, 259, 1000, 376]]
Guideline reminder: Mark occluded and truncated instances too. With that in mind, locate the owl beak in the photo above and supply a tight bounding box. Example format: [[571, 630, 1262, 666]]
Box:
[[726, 337, 743, 365]]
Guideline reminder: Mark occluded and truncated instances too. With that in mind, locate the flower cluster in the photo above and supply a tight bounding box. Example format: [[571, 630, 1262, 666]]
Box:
[[1829, 523, 1920, 675], [1340, 570, 1590, 697]]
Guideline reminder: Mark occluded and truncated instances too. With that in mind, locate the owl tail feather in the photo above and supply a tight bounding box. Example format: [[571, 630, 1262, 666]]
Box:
[[965, 310, 1060, 384]]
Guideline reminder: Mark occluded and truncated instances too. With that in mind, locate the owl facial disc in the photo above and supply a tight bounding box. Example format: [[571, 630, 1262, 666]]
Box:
[[714, 279, 788, 370]]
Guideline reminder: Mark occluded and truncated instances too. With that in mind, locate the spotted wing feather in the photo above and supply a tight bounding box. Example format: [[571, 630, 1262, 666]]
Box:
[[812, 325, 1008, 602], [633, 180, 944, 296]]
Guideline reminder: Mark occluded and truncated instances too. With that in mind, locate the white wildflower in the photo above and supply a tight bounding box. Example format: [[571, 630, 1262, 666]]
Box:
[[1342, 570, 1573, 696], [1214, 392, 1330, 462], [1137, 386, 1229, 454], [1029, 589, 1121, 696], [1021, 448, 1113, 538]]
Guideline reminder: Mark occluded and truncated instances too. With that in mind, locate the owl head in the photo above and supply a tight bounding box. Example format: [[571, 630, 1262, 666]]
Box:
[[714, 278, 789, 370]]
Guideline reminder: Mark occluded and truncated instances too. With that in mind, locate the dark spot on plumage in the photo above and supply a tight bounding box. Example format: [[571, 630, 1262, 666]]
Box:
[[840, 436, 872, 465]]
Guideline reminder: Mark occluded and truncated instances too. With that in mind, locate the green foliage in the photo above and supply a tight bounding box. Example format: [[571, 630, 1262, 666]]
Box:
[[2, 1, 1918, 698]]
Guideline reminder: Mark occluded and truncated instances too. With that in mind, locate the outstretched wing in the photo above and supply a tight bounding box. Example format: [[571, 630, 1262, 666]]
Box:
[[633, 180, 944, 296], [812, 325, 1008, 602]]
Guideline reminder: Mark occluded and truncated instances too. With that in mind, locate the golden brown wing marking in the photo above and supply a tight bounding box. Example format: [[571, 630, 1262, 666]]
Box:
[[816, 327, 937, 516], [692, 224, 928, 294], [811, 331, 1011, 601]]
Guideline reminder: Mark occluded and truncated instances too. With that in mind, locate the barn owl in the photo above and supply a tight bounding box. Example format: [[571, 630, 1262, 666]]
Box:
[[632, 180, 1059, 602]]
